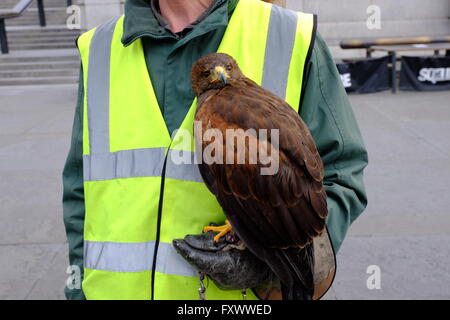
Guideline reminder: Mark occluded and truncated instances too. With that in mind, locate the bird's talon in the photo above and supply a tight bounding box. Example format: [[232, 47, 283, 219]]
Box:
[[203, 219, 232, 242]]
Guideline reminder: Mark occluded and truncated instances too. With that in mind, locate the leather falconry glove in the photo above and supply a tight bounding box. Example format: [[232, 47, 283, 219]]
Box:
[[173, 229, 278, 294], [173, 226, 336, 299]]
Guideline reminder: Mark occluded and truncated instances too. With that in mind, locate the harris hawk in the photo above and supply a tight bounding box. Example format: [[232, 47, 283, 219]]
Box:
[[190, 53, 332, 300]]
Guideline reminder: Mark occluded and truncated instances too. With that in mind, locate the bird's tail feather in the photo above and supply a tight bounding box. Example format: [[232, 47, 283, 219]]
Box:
[[225, 214, 315, 300], [270, 244, 315, 300], [281, 282, 312, 300]]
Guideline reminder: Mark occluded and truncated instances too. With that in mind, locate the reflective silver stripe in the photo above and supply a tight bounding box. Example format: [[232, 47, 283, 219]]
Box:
[[84, 240, 155, 272], [262, 5, 298, 99], [83, 147, 166, 181], [166, 150, 204, 183], [156, 242, 197, 277], [87, 17, 118, 155], [84, 240, 197, 277], [83, 148, 204, 182]]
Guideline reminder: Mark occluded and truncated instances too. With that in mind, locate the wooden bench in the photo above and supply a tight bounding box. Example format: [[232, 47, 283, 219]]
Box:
[[340, 36, 450, 57]]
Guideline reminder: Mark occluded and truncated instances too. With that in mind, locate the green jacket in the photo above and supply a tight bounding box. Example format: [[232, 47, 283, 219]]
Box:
[[63, 0, 368, 300]]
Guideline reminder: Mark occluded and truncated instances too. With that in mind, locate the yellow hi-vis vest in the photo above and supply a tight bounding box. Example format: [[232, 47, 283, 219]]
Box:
[[77, 0, 316, 300]]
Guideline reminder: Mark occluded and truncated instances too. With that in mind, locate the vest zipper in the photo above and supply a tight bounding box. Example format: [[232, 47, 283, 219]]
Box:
[[150, 151, 169, 300]]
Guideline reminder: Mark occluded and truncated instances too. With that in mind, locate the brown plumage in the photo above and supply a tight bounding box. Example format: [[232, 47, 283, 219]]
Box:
[[191, 53, 328, 300]]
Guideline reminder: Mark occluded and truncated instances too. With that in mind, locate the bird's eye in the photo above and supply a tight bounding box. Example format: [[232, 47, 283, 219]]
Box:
[[226, 63, 232, 71], [202, 71, 211, 77]]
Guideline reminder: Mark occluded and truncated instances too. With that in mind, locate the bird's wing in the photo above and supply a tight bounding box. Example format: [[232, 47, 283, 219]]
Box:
[[195, 79, 327, 249]]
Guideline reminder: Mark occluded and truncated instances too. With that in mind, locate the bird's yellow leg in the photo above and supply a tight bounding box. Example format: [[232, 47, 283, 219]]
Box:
[[203, 219, 233, 242]]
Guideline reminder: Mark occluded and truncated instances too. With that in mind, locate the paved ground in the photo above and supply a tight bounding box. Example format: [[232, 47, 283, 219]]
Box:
[[0, 84, 449, 300]]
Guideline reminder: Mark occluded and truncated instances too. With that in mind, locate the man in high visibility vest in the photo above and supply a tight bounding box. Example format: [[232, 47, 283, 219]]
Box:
[[63, 0, 368, 300]]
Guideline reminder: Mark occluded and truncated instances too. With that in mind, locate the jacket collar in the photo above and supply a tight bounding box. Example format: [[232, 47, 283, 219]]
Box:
[[121, 0, 238, 46]]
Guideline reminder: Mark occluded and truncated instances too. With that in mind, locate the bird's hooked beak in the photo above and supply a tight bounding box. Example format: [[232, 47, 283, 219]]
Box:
[[211, 66, 229, 85]]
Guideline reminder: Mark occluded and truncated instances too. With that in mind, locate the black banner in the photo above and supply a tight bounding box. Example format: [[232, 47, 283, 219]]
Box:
[[336, 55, 391, 94], [399, 56, 450, 91]]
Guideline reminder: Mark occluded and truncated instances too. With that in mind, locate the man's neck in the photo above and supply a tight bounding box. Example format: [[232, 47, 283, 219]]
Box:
[[159, 0, 215, 33]]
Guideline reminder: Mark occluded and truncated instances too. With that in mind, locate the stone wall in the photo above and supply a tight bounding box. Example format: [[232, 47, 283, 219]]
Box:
[[77, 0, 124, 31], [286, 0, 450, 58]]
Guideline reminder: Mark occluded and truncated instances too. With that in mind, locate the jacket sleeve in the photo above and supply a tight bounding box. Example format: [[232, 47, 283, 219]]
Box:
[[299, 33, 368, 253], [62, 66, 86, 300]]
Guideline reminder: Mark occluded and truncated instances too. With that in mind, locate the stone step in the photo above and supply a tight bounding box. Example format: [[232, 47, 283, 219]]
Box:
[[6, 29, 80, 38], [5, 12, 69, 27], [17, 7, 68, 14], [0, 2, 81, 86], [6, 31, 79, 38], [0, 55, 78, 64], [5, 19, 69, 27], [0, 0, 69, 9], [0, 75, 79, 86], [0, 49, 78, 62], [0, 60, 79, 70], [5, 7, 68, 16], [6, 24, 78, 32], [2, 2, 72, 26], [0, 67, 78, 78], [6, 17, 69, 26], [8, 35, 78, 44], [8, 41, 76, 50]]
